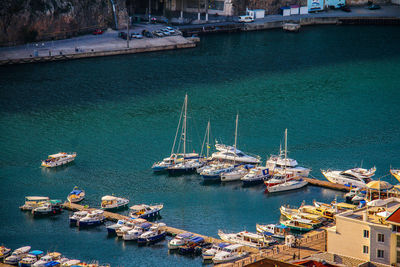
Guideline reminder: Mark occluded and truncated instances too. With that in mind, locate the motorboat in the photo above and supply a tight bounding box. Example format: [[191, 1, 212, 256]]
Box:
[[20, 196, 49, 211], [345, 187, 365, 202], [19, 250, 44, 267], [106, 219, 127, 235], [61, 259, 80, 266], [152, 153, 199, 172], [280, 205, 323, 223], [201, 164, 234, 181], [100, 195, 129, 210], [391, 169, 400, 183], [202, 243, 231, 261], [137, 223, 166, 244], [4, 246, 31, 265], [33, 252, 61, 267], [241, 167, 269, 186], [77, 210, 105, 228], [256, 224, 289, 239], [41, 152, 76, 168], [220, 166, 250, 182], [129, 204, 163, 219], [32, 200, 62, 216], [178, 236, 205, 255], [266, 178, 308, 193], [168, 232, 194, 250], [69, 210, 88, 226], [264, 173, 295, 187], [218, 230, 273, 248], [212, 244, 248, 264], [0, 246, 11, 262], [115, 218, 146, 237], [67, 187, 85, 203], [122, 222, 152, 241], [299, 204, 335, 220], [168, 159, 204, 175], [321, 167, 375, 188], [266, 129, 310, 177], [280, 218, 313, 232]]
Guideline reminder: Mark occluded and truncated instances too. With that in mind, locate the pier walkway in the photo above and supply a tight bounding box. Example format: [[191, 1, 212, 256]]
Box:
[[293, 177, 351, 192]]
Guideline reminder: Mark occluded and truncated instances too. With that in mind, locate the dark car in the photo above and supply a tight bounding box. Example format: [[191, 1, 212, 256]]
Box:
[[338, 4, 351, 12], [119, 31, 131, 40], [93, 29, 104, 35], [368, 4, 381, 9]]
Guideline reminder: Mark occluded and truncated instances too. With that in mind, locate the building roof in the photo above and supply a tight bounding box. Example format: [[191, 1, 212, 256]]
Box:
[[386, 206, 400, 224], [293, 259, 340, 267]]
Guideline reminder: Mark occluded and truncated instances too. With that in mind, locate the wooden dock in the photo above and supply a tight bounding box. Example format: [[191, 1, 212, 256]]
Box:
[[293, 177, 351, 192]]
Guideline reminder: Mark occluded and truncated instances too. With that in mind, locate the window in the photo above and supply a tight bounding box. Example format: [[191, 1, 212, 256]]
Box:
[[397, 251, 400, 263], [363, 230, 369, 238], [377, 249, 384, 259], [378, 233, 385, 243], [397, 235, 400, 247], [363, 245, 369, 254]]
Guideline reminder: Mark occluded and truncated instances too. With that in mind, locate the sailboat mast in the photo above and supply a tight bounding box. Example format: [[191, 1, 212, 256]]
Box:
[[207, 121, 210, 158], [234, 114, 238, 164], [284, 128, 288, 182], [183, 94, 187, 160], [171, 100, 185, 156]]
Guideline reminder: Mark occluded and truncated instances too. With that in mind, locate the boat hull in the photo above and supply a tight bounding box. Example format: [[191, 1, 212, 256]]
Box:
[[167, 167, 197, 175], [77, 219, 104, 228], [202, 174, 221, 181], [242, 179, 264, 186]]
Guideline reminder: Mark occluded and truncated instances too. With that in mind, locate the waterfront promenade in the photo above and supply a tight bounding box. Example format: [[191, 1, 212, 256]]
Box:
[[0, 6, 399, 65]]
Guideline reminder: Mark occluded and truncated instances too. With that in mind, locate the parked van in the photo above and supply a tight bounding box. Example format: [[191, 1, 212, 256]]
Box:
[[238, 16, 254, 23]]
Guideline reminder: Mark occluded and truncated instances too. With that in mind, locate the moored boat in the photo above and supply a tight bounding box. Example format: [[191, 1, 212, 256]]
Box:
[[77, 210, 105, 228], [266, 178, 308, 193], [33, 252, 61, 267], [32, 200, 62, 216], [100, 196, 129, 210], [264, 173, 295, 187], [69, 211, 88, 226], [20, 196, 49, 211], [168, 232, 194, 250], [178, 236, 205, 255], [106, 219, 127, 235], [0, 246, 11, 262], [391, 169, 400, 183], [41, 152, 76, 168], [67, 187, 85, 203], [321, 167, 375, 188], [152, 153, 199, 172], [241, 167, 269, 186], [280, 218, 313, 232], [201, 164, 234, 181], [122, 222, 152, 241], [19, 250, 44, 267], [256, 223, 289, 239], [4, 246, 31, 265], [220, 166, 250, 182], [202, 243, 230, 261], [212, 244, 248, 264], [137, 223, 167, 244], [218, 230, 273, 248], [129, 204, 163, 219]]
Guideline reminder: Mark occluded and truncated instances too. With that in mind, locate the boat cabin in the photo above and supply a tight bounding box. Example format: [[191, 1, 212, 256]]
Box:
[[21, 196, 50, 209], [130, 204, 152, 215], [238, 231, 267, 247]]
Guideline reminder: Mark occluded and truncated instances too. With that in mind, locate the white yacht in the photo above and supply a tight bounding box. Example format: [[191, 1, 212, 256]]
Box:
[[321, 167, 375, 188], [152, 153, 199, 172], [266, 129, 310, 177], [220, 166, 249, 182], [212, 244, 248, 264], [266, 178, 308, 193], [241, 167, 269, 186], [168, 232, 194, 250], [202, 243, 230, 261], [4, 246, 31, 265], [101, 195, 129, 210], [77, 210, 105, 228], [122, 222, 152, 241], [201, 163, 234, 181], [41, 152, 76, 168], [256, 224, 289, 239], [218, 230, 273, 248], [69, 210, 88, 226], [115, 219, 146, 237]]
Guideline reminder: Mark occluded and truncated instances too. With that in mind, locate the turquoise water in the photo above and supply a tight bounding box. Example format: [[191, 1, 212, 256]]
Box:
[[1, 25, 400, 266]]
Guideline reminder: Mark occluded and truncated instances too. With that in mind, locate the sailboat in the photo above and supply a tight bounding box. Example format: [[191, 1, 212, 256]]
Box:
[[266, 129, 308, 193], [167, 94, 204, 175], [391, 169, 400, 183], [152, 94, 200, 172], [211, 114, 260, 165]]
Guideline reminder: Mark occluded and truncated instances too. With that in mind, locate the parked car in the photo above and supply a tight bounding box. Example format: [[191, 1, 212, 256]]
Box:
[[131, 32, 143, 39], [143, 31, 154, 38], [119, 32, 131, 40], [368, 4, 381, 9], [93, 29, 104, 35], [338, 4, 351, 12], [238, 16, 254, 23]]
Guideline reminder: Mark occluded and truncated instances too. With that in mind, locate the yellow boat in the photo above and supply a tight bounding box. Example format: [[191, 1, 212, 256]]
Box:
[[335, 202, 357, 211], [299, 205, 336, 220], [391, 169, 400, 183], [280, 206, 324, 224]]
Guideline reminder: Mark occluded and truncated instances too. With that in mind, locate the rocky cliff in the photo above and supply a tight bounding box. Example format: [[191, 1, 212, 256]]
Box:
[[0, 0, 127, 46]]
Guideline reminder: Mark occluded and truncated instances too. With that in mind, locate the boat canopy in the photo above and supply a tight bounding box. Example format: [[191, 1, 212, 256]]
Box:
[[29, 250, 44, 256], [69, 190, 82, 195], [101, 195, 117, 201], [44, 261, 60, 267], [188, 236, 204, 243], [218, 242, 231, 248], [25, 196, 49, 201]]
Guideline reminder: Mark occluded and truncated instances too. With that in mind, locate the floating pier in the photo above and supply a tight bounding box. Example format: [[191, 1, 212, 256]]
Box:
[[293, 177, 351, 192]]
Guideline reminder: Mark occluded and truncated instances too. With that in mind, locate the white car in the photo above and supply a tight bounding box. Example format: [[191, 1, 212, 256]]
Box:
[[238, 16, 254, 23]]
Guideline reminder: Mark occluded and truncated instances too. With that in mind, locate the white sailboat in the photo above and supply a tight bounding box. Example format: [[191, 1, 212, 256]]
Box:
[[167, 94, 203, 175], [266, 129, 308, 193], [153, 95, 199, 172], [211, 114, 260, 165]]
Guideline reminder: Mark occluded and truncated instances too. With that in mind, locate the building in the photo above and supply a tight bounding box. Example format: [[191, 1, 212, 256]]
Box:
[[327, 197, 400, 266]]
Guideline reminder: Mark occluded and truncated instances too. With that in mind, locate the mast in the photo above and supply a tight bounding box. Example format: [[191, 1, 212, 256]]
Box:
[[183, 94, 187, 161], [284, 128, 288, 182], [234, 114, 238, 164], [207, 120, 210, 158], [171, 99, 185, 156]]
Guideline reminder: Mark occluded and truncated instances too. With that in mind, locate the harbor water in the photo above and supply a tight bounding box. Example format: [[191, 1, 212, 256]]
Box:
[[1, 25, 400, 266]]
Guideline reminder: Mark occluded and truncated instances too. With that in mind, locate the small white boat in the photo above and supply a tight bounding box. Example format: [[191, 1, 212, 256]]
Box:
[[115, 218, 146, 237], [201, 164, 234, 181], [41, 152, 76, 168], [152, 153, 199, 172], [20, 250, 44, 267], [122, 222, 152, 241], [106, 219, 127, 235], [168, 232, 194, 250], [218, 230, 273, 248], [137, 223, 167, 244], [0, 246, 11, 261], [101, 195, 129, 210], [256, 224, 289, 239], [264, 173, 295, 187], [69, 210, 88, 226], [129, 204, 163, 219], [241, 167, 269, 186], [168, 159, 204, 175], [220, 166, 251, 182], [202, 243, 230, 261], [211, 144, 260, 164], [20, 196, 49, 211], [32, 200, 62, 216], [61, 259, 81, 266], [77, 210, 105, 228], [33, 252, 61, 267], [266, 178, 308, 193], [67, 187, 85, 203], [321, 167, 375, 188], [4, 246, 31, 265], [212, 244, 248, 264]]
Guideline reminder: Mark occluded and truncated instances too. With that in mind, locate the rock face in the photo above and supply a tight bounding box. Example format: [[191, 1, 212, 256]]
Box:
[[0, 0, 127, 46]]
